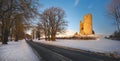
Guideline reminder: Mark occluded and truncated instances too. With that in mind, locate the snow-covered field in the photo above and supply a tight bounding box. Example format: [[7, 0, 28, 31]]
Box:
[[34, 38, 120, 57], [0, 40, 39, 61]]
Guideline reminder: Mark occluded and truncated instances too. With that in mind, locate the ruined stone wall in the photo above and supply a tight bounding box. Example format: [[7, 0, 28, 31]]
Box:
[[80, 21, 84, 35], [79, 13, 93, 35]]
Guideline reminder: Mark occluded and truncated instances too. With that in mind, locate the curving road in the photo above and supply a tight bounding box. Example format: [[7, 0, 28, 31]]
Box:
[[27, 41, 120, 61]]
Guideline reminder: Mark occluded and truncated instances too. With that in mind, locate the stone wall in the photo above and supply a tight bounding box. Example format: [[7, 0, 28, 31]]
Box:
[[80, 21, 84, 34]]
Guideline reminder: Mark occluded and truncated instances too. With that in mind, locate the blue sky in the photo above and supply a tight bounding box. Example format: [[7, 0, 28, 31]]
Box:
[[39, 0, 116, 35]]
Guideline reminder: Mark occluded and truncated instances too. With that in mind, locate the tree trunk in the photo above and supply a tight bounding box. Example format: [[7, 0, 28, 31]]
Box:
[[2, 30, 9, 44], [3, 35, 8, 44], [1, 29, 4, 44], [51, 34, 56, 41], [48, 32, 50, 41], [10, 34, 12, 41], [15, 34, 18, 42], [44, 31, 48, 41], [45, 35, 47, 41]]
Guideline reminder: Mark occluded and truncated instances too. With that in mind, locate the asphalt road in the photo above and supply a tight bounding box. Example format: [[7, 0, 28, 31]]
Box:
[[27, 41, 120, 61]]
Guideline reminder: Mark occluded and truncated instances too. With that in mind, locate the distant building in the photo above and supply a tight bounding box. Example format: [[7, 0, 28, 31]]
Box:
[[79, 13, 94, 35]]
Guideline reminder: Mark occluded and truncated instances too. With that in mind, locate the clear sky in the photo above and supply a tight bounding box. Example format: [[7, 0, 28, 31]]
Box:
[[39, 0, 116, 35]]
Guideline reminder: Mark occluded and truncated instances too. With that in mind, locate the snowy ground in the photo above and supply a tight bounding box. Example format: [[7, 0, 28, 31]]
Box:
[[34, 38, 120, 57], [0, 40, 40, 61]]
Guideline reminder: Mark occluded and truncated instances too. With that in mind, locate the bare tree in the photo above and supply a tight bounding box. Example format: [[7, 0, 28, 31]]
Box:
[[106, 0, 120, 31], [38, 7, 67, 41], [13, 14, 25, 41], [36, 26, 41, 40], [32, 28, 36, 39], [0, 0, 40, 44], [40, 10, 51, 41]]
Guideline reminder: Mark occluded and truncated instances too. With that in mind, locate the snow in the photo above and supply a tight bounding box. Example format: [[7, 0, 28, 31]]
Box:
[[34, 38, 120, 56], [56, 30, 76, 37], [0, 40, 40, 61]]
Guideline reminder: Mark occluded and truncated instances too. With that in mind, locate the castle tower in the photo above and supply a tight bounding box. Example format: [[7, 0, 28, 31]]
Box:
[[80, 21, 84, 35], [83, 13, 92, 35]]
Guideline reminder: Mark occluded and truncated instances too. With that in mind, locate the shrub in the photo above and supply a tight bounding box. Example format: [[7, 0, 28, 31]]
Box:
[[109, 31, 120, 40]]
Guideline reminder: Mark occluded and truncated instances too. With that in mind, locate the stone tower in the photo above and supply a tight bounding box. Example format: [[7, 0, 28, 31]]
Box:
[[79, 13, 93, 35], [80, 21, 84, 35], [83, 13, 92, 35]]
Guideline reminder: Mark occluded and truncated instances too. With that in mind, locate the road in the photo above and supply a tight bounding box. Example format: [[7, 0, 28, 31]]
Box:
[[27, 41, 120, 61]]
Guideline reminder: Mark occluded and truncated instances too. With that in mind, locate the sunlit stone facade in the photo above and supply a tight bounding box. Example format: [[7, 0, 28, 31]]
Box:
[[80, 21, 84, 34]]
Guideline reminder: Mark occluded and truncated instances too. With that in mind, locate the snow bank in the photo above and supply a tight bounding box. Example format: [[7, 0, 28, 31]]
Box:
[[34, 38, 120, 57], [0, 40, 39, 61]]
